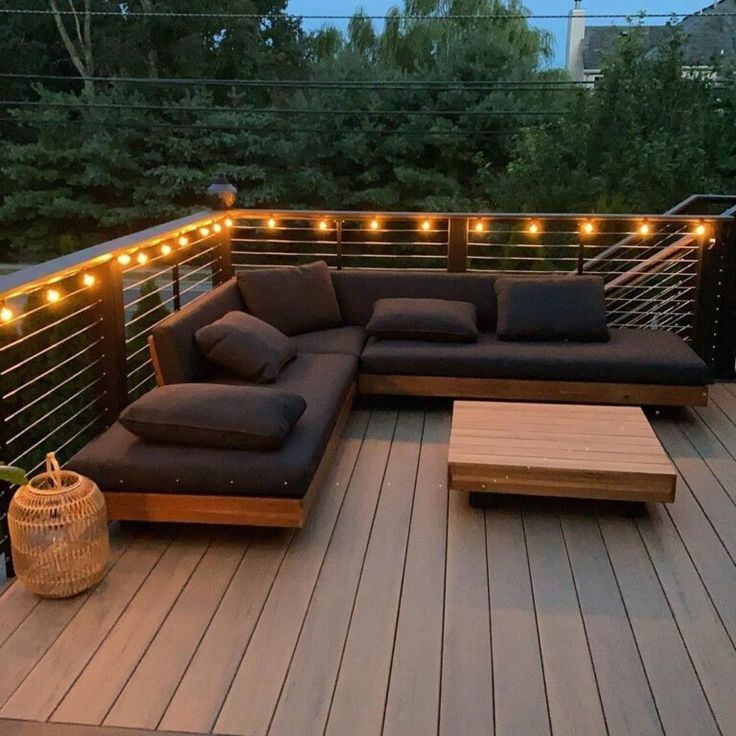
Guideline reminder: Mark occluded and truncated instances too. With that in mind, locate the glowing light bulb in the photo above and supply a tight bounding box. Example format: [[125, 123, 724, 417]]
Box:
[[581, 221, 594, 235], [370, 218, 380, 231], [199, 227, 210, 237], [694, 223, 706, 237], [1, 306, 13, 323], [136, 252, 148, 265], [528, 222, 540, 235], [213, 223, 222, 234], [117, 254, 131, 266], [474, 221, 485, 233], [82, 273, 96, 287], [267, 217, 277, 229], [178, 236, 189, 247], [46, 288, 61, 304], [639, 223, 650, 236], [421, 220, 431, 232], [318, 219, 329, 231], [160, 244, 172, 256], [224, 217, 233, 228]]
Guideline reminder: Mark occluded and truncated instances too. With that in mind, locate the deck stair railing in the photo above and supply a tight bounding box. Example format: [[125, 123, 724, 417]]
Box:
[[0, 194, 735, 578]]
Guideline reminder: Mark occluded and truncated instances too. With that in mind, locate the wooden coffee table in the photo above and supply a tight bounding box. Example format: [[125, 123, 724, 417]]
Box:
[[448, 401, 676, 504]]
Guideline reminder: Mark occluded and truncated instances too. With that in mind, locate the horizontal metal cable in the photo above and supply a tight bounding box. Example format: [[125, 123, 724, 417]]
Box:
[[125, 312, 174, 345], [124, 292, 177, 330], [177, 272, 222, 300], [122, 265, 175, 294], [127, 358, 153, 381], [128, 372, 156, 397]]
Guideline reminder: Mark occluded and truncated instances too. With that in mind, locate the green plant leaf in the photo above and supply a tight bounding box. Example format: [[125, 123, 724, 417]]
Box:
[[0, 464, 28, 486]]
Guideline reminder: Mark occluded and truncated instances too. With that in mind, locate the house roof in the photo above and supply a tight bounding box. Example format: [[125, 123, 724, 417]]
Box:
[[581, 0, 736, 70]]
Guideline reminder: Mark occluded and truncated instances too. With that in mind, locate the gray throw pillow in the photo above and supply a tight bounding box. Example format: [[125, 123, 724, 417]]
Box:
[[195, 311, 296, 383], [237, 261, 342, 336], [119, 384, 306, 451], [366, 298, 478, 343], [495, 276, 610, 342]]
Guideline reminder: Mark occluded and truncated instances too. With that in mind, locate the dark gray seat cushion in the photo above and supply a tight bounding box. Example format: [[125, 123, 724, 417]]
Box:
[[360, 329, 711, 386], [68, 353, 357, 499], [331, 269, 498, 330], [291, 326, 367, 357], [237, 261, 342, 336], [151, 279, 245, 384], [495, 276, 610, 342], [120, 384, 306, 450], [366, 298, 478, 343], [195, 311, 296, 383]]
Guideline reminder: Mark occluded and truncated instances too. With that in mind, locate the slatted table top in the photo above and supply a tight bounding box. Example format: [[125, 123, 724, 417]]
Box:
[[448, 401, 677, 503]]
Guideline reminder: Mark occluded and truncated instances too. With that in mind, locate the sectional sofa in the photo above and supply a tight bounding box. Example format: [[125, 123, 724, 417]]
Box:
[[68, 263, 710, 528]]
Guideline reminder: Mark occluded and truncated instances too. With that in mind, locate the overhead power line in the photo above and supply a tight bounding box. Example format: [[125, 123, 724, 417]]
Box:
[[0, 72, 593, 90], [1, 8, 735, 20], [0, 100, 565, 116]]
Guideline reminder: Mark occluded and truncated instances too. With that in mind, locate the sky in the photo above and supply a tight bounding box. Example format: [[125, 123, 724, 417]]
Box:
[[286, 0, 711, 67]]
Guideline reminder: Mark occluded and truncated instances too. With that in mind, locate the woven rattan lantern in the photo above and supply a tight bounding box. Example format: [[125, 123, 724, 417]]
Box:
[[8, 453, 109, 598]]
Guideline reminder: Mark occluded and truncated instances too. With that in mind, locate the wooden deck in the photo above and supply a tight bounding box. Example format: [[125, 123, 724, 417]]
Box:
[[1, 385, 736, 736]]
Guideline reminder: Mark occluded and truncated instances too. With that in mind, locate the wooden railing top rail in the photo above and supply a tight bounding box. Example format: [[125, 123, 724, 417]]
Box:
[[0, 209, 222, 300]]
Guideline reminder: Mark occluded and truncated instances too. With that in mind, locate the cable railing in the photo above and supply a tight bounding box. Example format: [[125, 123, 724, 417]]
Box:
[[1, 195, 735, 577]]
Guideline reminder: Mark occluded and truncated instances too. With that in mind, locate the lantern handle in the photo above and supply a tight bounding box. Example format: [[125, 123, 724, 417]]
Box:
[[45, 452, 62, 489]]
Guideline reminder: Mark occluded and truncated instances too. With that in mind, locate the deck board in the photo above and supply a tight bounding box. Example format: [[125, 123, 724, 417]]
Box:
[[1, 388, 736, 736]]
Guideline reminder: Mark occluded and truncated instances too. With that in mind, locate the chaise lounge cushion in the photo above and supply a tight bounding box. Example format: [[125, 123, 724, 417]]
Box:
[[291, 326, 367, 357], [237, 261, 342, 336], [195, 311, 296, 383], [119, 384, 306, 451], [68, 352, 357, 499], [495, 276, 610, 342], [366, 298, 478, 343], [360, 328, 710, 386]]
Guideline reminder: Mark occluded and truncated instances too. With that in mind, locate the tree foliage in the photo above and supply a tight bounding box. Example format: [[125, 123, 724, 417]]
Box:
[[0, 2, 733, 262]]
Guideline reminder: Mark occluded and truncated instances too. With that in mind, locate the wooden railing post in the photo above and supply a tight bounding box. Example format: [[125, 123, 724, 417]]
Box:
[[96, 257, 129, 423], [448, 217, 468, 272]]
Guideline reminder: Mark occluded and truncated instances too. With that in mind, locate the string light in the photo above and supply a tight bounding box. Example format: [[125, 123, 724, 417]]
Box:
[[474, 221, 485, 233], [369, 218, 380, 231], [528, 222, 540, 235], [82, 273, 96, 287], [224, 217, 233, 227], [267, 217, 277, 229], [199, 226, 210, 237], [136, 252, 148, 265], [160, 244, 172, 256], [318, 219, 329, 231], [1, 306, 13, 323], [421, 219, 432, 232], [213, 222, 222, 233], [117, 253, 131, 265], [639, 223, 650, 235], [581, 221, 594, 235], [178, 235, 189, 247], [694, 223, 707, 237], [46, 288, 61, 303]]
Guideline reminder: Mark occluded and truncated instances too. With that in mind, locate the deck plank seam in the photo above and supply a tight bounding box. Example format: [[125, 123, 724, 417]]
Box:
[[154, 539, 253, 732], [0, 532, 140, 713], [47, 534, 178, 723], [99, 536, 215, 726], [321, 410, 410, 736], [520, 511, 553, 736], [262, 411, 385, 736], [594, 517, 667, 735], [633, 520, 725, 736]]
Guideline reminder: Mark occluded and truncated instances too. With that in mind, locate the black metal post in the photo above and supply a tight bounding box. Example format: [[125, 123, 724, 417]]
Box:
[[448, 217, 468, 273], [336, 220, 343, 270], [691, 220, 736, 378], [0, 399, 13, 579], [215, 225, 234, 285]]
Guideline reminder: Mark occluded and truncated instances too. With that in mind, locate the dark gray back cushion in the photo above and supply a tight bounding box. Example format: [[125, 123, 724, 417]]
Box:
[[495, 275, 610, 342], [237, 261, 342, 336], [331, 270, 498, 330], [367, 298, 478, 342], [195, 311, 296, 383], [151, 279, 245, 384], [119, 384, 306, 451]]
